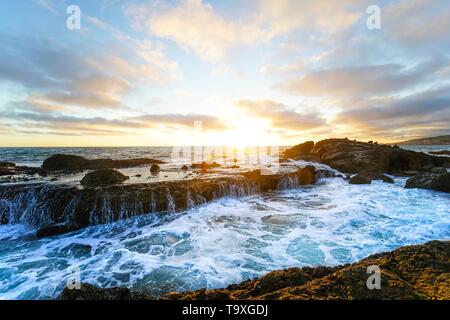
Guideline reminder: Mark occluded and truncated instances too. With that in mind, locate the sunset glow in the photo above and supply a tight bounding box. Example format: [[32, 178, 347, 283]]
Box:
[[1, 0, 449, 146]]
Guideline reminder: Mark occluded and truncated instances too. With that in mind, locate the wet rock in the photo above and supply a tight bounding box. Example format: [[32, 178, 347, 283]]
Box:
[[42, 154, 165, 172], [191, 161, 221, 171], [150, 164, 161, 175], [405, 172, 450, 193], [430, 167, 447, 174], [163, 240, 449, 300], [349, 171, 394, 185], [36, 223, 79, 238], [429, 150, 450, 156], [42, 154, 88, 171], [0, 162, 16, 168], [283, 138, 448, 174], [80, 169, 129, 187], [59, 283, 155, 300], [400, 170, 420, 176], [298, 166, 316, 185]]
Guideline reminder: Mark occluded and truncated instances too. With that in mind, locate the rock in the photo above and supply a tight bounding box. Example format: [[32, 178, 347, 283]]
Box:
[[282, 141, 315, 159], [59, 283, 155, 300], [349, 171, 394, 185], [283, 138, 448, 174], [42, 154, 165, 172], [192, 161, 221, 171], [429, 150, 450, 156], [80, 169, 129, 187], [181, 165, 189, 171], [42, 154, 88, 171], [36, 223, 79, 238], [405, 172, 450, 193], [150, 164, 161, 175], [422, 164, 434, 171], [430, 167, 447, 174], [401, 170, 420, 176], [0, 161, 16, 168], [163, 240, 449, 300], [298, 166, 316, 185]]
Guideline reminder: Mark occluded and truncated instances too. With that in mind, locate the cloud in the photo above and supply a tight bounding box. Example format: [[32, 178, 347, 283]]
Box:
[[236, 99, 326, 132], [0, 32, 180, 110], [126, 0, 367, 61], [332, 85, 450, 140], [260, 62, 303, 76], [257, 0, 367, 37], [384, 0, 450, 49], [2, 100, 228, 136], [276, 59, 448, 98], [128, 0, 264, 61]]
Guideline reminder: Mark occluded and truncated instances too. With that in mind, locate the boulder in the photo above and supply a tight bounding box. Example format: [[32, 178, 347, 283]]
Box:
[[192, 161, 221, 171], [80, 169, 129, 187], [42, 154, 88, 171], [283, 138, 448, 174], [298, 165, 316, 185], [150, 164, 161, 175], [283, 141, 315, 159], [42, 154, 165, 172], [181, 165, 189, 171], [349, 171, 394, 185], [429, 150, 450, 156], [405, 172, 450, 193], [0, 161, 16, 168]]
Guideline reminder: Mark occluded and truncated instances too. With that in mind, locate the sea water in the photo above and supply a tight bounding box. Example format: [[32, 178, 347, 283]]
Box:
[[0, 176, 448, 299]]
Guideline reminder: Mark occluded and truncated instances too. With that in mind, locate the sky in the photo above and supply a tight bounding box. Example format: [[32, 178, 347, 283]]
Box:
[[0, 0, 449, 147]]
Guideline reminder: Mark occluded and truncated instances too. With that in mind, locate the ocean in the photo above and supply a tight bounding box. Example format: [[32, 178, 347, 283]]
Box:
[[0, 145, 449, 299]]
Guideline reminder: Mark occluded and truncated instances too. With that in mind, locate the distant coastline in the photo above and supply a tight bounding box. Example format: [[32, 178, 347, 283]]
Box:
[[396, 134, 450, 145]]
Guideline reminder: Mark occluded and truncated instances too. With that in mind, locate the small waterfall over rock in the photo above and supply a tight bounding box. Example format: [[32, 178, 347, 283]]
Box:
[[0, 164, 340, 236]]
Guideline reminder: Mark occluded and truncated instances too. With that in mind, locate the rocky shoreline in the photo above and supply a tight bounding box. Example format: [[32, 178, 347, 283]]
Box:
[[1, 139, 449, 300], [59, 240, 450, 300], [1, 138, 449, 238]]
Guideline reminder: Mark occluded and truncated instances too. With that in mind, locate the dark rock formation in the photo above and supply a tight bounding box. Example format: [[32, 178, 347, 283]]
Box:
[[0, 162, 16, 168], [80, 169, 129, 187], [58, 241, 450, 300], [430, 167, 447, 174], [60, 283, 154, 300], [349, 171, 394, 185], [429, 150, 450, 156], [1, 165, 333, 237], [150, 164, 161, 175], [0, 161, 46, 177], [191, 161, 221, 171], [163, 241, 449, 300], [181, 165, 189, 171], [42, 154, 165, 172], [283, 141, 315, 159], [283, 138, 449, 174], [405, 172, 450, 193]]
